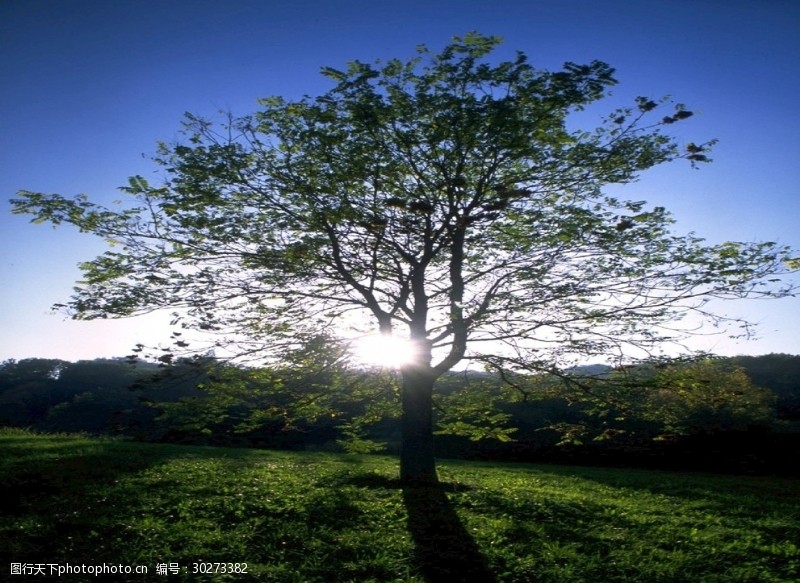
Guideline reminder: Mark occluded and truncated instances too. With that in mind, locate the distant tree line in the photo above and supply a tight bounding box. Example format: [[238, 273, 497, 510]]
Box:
[[1, 353, 799, 475]]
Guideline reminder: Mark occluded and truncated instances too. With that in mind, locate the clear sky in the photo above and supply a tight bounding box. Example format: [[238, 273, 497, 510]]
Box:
[[1, 0, 798, 362]]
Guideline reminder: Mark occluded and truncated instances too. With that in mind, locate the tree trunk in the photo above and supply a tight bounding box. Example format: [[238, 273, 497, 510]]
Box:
[[400, 366, 438, 484]]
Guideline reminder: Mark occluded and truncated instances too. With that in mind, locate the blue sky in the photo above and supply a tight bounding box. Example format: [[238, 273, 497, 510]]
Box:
[[1, 0, 798, 362]]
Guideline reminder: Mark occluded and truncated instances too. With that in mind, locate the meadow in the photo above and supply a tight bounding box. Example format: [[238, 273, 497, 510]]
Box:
[[1, 427, 797, 582]]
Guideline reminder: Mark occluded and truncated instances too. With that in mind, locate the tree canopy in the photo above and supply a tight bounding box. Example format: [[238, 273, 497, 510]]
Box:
[[12, 33, 797, 482]]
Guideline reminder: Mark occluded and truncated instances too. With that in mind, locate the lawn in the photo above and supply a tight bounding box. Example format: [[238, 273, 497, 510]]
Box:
[[1, 427, 798, 582]]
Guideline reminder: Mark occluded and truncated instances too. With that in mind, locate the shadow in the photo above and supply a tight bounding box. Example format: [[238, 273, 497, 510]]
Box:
[[338, 473, 496, 582], [402, 483, 498, 583]]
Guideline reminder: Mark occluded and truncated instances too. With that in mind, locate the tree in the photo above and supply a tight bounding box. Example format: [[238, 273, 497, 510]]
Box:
[[0, 357, 157, 431], [729, 353, 800, 420], [592, 359, 776, 438], [646, 360, 776, 434], [12, 33, 796, 483], [0, 358, 68, 425]]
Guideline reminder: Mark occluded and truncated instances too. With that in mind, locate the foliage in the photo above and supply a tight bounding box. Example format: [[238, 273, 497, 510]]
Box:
[[729, 353, 800, 420], [433, 372, 518, 442], [639, 360, 776, 434], [148, 337, 403, 451], [493, 358, 778, 449], [2, 429, 799, 582], [0, 358, 160, 432]]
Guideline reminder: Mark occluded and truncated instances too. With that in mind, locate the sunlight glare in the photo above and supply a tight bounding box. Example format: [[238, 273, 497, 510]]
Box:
[[352, 334, 416, 368]]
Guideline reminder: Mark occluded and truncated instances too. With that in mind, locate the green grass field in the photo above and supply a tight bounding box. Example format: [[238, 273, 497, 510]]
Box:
[[1, 427, 798, 582]]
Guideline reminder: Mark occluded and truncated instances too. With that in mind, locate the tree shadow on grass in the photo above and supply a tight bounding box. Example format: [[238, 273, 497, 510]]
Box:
[[345, 474, 497, 583], [403, 483, 498, 583]]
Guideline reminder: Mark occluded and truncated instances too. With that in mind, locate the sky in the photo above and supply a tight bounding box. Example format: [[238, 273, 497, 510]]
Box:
[[1, 0, 798, 363]]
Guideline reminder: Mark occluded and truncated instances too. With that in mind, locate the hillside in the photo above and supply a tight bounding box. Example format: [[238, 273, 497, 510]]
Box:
[[2, 428, 798, 582]]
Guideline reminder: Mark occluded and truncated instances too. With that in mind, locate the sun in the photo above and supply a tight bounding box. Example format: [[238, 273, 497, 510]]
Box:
[[352, 334, 417, 368]]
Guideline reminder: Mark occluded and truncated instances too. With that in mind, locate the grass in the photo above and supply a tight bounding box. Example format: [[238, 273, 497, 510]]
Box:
[[1, 427, 798, 582]]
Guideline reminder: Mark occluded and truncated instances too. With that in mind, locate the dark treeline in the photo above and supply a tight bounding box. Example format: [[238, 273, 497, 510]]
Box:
[[1, 354, 799, 475]]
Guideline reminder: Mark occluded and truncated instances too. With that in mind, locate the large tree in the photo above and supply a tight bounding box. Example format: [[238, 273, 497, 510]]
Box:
[[12, 34, 796, 483]]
